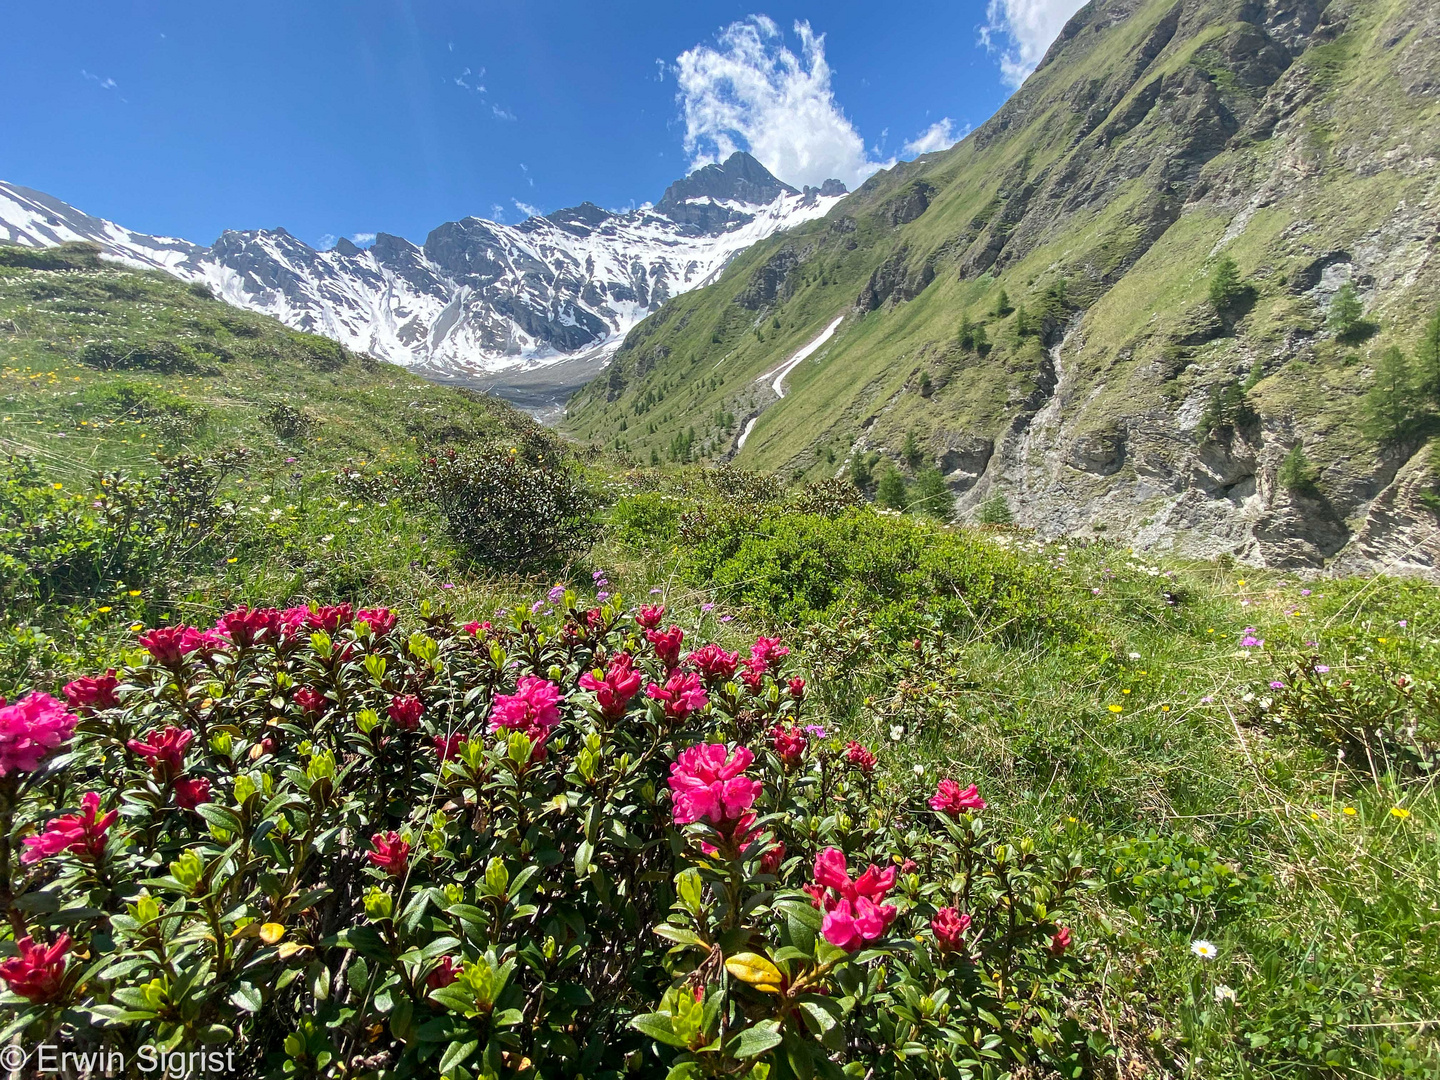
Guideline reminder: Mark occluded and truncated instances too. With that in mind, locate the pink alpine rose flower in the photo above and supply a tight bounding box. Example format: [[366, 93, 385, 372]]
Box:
[[668, 743, 762, 828], [771, 725, 806, 769], [214, 606, 279, 649], [62, 671, 119, 711], [127, 726, 194, 781], [489, 677, 562, 738], [21, 792, 116, 864], [647, 672, 709, 724], [306, 604, 354, 633], [0, 935, 70, 1003], [367, 831, 410, 876], [426, 955, 460, 990], [174, 777, 212, 809], [433, 733, 466, 762], [294, 687, 328, 717], [809, 847, 898, 952], [844, 741, 877, 775], [635, 604, 666, 630], [646, 626, 685, 670], [686, 644, 740, 685], [1049, 926, 1073, 957], [750, 636, 790, 673], [0, 693, 79, 776], [738, 657, 767, 694], [579, 653, 642, 720], [929, 780, 987, 816], [388, 694, 425, 731], [138, 625, 207, 667], [356, 607, 398, 635], [931, 907, 971, 952]]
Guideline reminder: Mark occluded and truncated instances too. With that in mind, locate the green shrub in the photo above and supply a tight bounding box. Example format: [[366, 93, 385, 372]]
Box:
[[77, 339, 219, 375], [1099, 831, 1266, 931], [876, 465, 908, 510], [977, 491, 1013, 525], [0, 603, 1089, 1077], [1277, 442, 1320, 496], [911, 468, 954, 520], [688, 508, 1080, 644], [412, 446, 599, 571], [611, 490, 684, 549]]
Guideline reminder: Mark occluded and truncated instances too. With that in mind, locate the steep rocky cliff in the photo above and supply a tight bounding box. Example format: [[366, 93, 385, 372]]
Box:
[[565, 0, 1440, 577]]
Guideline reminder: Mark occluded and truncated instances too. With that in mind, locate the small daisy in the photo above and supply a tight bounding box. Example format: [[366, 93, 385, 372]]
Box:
[[1191, 940, 1218, 960], [890, 724, 905, 741], [1214, 984, 1237, 1004], [912, 763, 925, 776]]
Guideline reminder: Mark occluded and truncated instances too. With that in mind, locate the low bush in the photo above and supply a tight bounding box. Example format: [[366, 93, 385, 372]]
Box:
[[77, 339, 222, 375], [412, 447, 600, 572], [0, 601, 1089, 1078], [688, 509, 1082, 645]]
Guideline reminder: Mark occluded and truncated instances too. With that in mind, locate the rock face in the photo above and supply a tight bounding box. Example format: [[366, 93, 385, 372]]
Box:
[[566, 0, 1440, 578], [0, 154, 847, 411]]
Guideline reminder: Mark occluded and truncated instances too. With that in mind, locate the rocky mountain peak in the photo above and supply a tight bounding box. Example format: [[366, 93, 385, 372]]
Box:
[[656, 152, 798, 216]]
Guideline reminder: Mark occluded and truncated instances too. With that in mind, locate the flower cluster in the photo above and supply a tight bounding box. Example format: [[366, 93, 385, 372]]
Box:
[[807, 847, 898, 952], [0, 693, 78, 776]]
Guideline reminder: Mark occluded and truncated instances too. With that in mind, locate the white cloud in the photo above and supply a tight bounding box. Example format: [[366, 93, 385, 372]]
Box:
[[453, 66, 485, 93], [492, 104, 516, 121], [352, 232, 376, 245], [902, 118, 966, 157], [513, 199, 542, 219], [81, 69, 118, 90], [981, 0, 1087, 88], [489, 204, 507, 222], [675, 16, 890, 190], [316, 233, 337, 251]]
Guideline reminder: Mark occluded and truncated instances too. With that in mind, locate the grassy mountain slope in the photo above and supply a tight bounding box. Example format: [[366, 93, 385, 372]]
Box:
[[565, 0, 1440, 573], [0, 243, 541, 480]]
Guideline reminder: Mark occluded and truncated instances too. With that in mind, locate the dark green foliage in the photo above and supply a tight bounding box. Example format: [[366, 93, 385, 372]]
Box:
[[876, 465, 908, 510], [918, 370, 933, 397], [0, 241, 104, 271], [1208, 256, 1246, 313], [1014, 302, 1036, 339], [849, 450, 877, 490], [687, 508, 1081, 643], [611, 491, 682, 549], [901, 430, 924, 470], [77, 338, 220, 375], [0, 452, 239, 614], [264, 401, 319, 440], [1197, 381, 1257, 441], [912, 467, 954, 520], [993, 288, 1013, 317], [412, 447, 599, 570], [1416, 308, 1440, 406], [789, 477, 863, 517], [1277, 442, 1320, 496], [977, 491, 1014, 525], [1100, 831, 1267, 931], [1361, 346, 1417, 444], [1327, 281, 1366, 341]]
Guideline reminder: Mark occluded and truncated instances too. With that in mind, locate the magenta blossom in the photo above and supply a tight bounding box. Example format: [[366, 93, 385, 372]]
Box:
[[356, 607, 398, 635], [647, 672, 709, 724], [489, 677, 562, 739], [388, 694, 425, 731], [62, 671, 119, 712], [127, 726, 194, 781], [809, 847, 898, 952], [174, 777, 212, 809], [0, 935, 70, 1003], [138, 625, 207, 667], [0, 693, 79, 776], [929, 780, 987, 816], [686, 644, 740, 685], [22, 792, 116, 864], [646, 626, 685, 670], [750, 636, 790, 673], [668, 744, 761, 828], [579, 653, 642, 720]]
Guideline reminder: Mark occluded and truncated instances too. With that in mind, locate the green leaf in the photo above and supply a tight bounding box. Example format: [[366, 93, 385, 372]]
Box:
[[196, 803, 244, 835], [229, 983, 263, 1013], [732, 1021, 783, 1058], [440, 1038, 479, 1072], [630, 1012, 688, 1048]]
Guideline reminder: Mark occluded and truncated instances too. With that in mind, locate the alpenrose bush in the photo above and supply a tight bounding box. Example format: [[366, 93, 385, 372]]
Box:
[[0, 600, 1089, 1079]]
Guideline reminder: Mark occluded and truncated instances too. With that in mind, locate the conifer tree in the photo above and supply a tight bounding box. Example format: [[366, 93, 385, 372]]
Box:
[[1208, 257, 1244, 313], [913, 468, 954, 519], [1361, 346, 1416, 444], [1327, 282, 1364, 340], [1416, 307, 1440, 407], [876, 466, 909, 511]]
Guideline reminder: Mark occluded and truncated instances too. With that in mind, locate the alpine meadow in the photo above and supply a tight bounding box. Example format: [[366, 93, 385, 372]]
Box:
[[1, 1, 1439, 1078]]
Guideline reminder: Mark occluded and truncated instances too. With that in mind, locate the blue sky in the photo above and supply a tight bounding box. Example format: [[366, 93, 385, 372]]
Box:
[[1, 1, 1081, 249]]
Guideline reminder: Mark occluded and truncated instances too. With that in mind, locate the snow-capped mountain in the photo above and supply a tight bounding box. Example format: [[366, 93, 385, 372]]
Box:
[[0, 154, 845, 409]]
